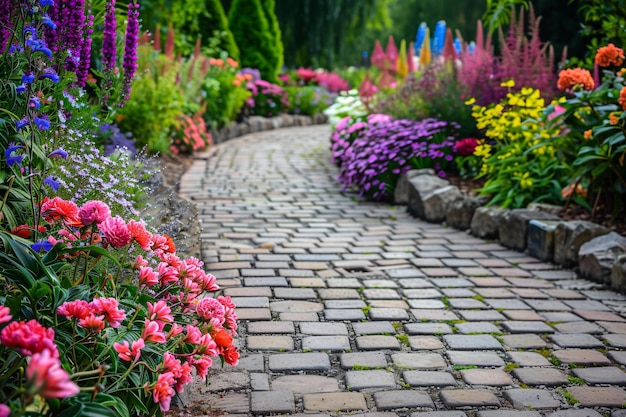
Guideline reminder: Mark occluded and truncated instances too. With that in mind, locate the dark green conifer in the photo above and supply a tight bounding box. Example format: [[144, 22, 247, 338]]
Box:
[[260, 0, 284, 75], [197, 0, 240, 60]]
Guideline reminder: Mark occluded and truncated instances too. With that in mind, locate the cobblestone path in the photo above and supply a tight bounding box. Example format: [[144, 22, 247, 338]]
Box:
[[180, 125, 626, 417]]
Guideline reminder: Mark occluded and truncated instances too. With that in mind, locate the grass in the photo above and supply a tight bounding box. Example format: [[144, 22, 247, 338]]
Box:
[[558, 387, 580, 405], [453, 365, 477, 371], [504, 363, 519, 372], [567, 376, 585, 385], [396, 334, 410, 347], [361, 305, 371, 315]]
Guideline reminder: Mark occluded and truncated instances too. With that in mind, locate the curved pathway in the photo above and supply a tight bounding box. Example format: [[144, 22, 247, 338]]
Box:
[[180, 125, 626, 417]]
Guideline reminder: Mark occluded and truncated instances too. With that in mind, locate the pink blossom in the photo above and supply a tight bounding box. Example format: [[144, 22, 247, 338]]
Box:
[[195, 298, 226, 323], [183, 325, 201, 344], [190, 356, 212, 379], [134, 255, 148, 269], [157, 262, 179, 285], [113, 338, 145, 362], [26, 349, 80, 399], [78, 314, 106, 332], [167, 323, 183, 337], [0, 305, 12, 324], [150, 234, 170, 253], [197, 333, 219, 356], [41, 197, 81, 227], [0, 404, 10, 417], [335, 116, 351, 132], [0, 320, 57, 357], [79, 200, 111, 225], [175, 361, 193, 392], [57, 300, 91, 320], [147, 300, 174, 326], [152, 372, 175, 411], [90, 297, 125, 328], [182, 278, 201, 294], [139, 266, 159, 287], [98, 215, 132, 248], [142, 320, 167, 343]]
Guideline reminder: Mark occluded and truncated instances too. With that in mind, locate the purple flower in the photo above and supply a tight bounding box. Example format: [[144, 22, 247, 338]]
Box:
[[121, 2, 140, 102], [32, 240, 54, 252], [77, 14, 94, 86], [34, 116, 50, 130], [29, 97, 40, 109], [102, 0, 117, 72], [44, 176, 61, 191], [48, 148, 68, 159]]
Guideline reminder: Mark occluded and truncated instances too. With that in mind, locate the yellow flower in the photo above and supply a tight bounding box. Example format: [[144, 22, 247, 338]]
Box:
[[519, 172, 533, 188], [465, 97, 476, 105], [500, 79, 515, 88], [474, 142, 492, 158]]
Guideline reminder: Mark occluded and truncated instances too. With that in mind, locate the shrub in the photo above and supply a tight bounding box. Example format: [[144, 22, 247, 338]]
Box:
[[193, 0, 240, 60], [228, 0, 277, 82], [245, 79, 289, 117], [260, 0, 283, 79], [201, 57, 251, 129], [335, 116, 458, 200], [323, 90, 368, 128], [170, 114, 212, 154], [469, 82, 567, 208], [284, 85, 332, 116]]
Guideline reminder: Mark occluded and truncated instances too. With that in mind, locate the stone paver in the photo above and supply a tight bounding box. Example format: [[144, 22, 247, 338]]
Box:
[[179, 126, 626, 416]]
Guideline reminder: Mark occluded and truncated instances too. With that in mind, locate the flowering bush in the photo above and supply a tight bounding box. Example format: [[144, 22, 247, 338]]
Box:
[[202, 57, 251, 129], [335, 116, 457, 200], [469, 82, 567, 207], [323, 90, 368, 128], [245, 79, 289, 117], [551, 44, 626, 217], [170, 114, 212, 154], [284, 85, 332, 116], [0, 198, 238, 417]]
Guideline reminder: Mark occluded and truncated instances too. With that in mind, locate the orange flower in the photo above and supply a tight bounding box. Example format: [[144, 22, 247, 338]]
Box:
[[226, 57, 238, 68], [232, 79, 241, 87], [619, 86, 626, 110], [208, 58, 217, 66], [557, 68, 594, 91], [561, 183, 587, 199], [595, 43, 625, 67], [215, 59, 224, 68], [609, 112, 620, 125], [243, 74, 253, 81], [583, 129, 592, 140]]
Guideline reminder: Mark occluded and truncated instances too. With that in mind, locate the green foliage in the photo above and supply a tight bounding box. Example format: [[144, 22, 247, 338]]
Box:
[[284, 86, 332, 116], [117, 46, 185, 154], [201, 57, 251, 129], [228, 0, 277, 82], [483, 0, 529, 33], [260, 0, 283, 75]]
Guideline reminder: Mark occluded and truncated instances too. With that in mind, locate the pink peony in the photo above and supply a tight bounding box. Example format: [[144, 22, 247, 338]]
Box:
[[0, 305, 11, 324], [454, 138, 479, 156], [57, 300, 91, 320], [78, 314, 105, 332], [79, 200, 111, 225], [0, 320, 57, 357], [41, 197, 81, 227], [0, 404, 10, 417], [26, 349, 80, 399], [195, 298, 226, 323], [98, 216, 132, 248], [90, 297, 125, 328]]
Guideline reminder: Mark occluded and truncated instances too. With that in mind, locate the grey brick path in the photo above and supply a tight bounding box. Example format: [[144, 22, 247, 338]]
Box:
[[180, 126, 626, 416]]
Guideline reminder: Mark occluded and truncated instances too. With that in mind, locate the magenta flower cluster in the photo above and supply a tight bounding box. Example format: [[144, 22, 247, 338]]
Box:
[[335, 116, 457, 200], [121, 2, 140, 102], [246, 79, 290, 117], [102, 0, 117, 72]]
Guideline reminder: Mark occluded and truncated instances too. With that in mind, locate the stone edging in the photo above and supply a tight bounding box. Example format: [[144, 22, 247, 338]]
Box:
[[211, 113, 328, 144], [396, 169, 626, 292]]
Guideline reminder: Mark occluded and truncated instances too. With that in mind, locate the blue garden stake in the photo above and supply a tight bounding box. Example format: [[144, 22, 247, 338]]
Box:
[[454, 37, 462, 56], [433, 20, 446, 56], [415, 22, 427, 56]]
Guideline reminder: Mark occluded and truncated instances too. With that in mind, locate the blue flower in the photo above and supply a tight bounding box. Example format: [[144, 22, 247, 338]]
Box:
[[48, 148, 68, 159], [40, 0, 54, 5], [16, 84, 27, 93], [5, 144, 24, 167], [39, 70, 59, 83], [22, 73, 35, 84], [43, 176, 61, 191], [42, 15, 56, 29], [23, 26, 37, 40], [33, 117, 50, 130], [32, 240, 53, 252], [29, 97, 40, 109], [32, 42, 52, 59], [16, 118, 29, 131]]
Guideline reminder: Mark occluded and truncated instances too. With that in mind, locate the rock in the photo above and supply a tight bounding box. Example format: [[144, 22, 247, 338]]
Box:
[[422, 186, 463, 223], [554, 220, 610, 268], [527, 220, 561, 261], [527, 202, 563, 214], [498, 209, 560, 251], [611, 255, 626, 292], [394, 169, 435, 205], [470, 206, 509, 239], [446, 196, 488, 231], [579, 232, 626, 285], [407, 174, 450, 220]]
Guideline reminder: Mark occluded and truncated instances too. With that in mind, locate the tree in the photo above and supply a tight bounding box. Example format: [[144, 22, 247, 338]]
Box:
[[260, 0, 284, 73], [228, 0, 277, 81], [196, 0, 239, 60]]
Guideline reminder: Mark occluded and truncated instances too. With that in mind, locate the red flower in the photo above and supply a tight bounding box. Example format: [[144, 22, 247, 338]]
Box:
[[296, 67, 317, 82], [557, 68, 594, 91], [26, 349, 80, 399], [454, 138, 479, 156], [213, 329, 233, 348], [78, 315, 106, 332], [595, 43, 624, 67], [57, 300, 91, 320], [222, 345, 239, 366], [127, 220, 152, 250], [41, 197, 81, 227], [10, 224, 46, 239], [142, 320, 167, 343]]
